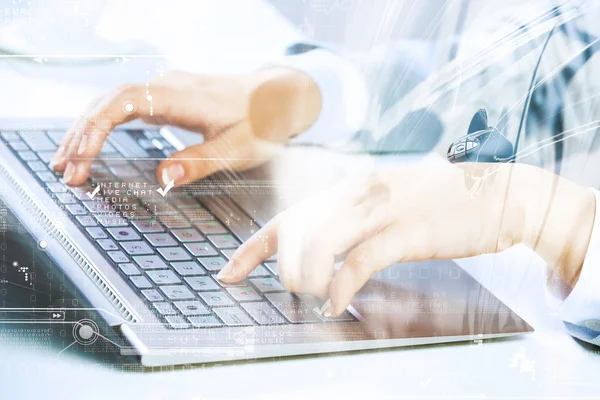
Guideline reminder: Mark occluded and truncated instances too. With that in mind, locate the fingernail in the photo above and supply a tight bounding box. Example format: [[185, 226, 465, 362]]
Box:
[[63, 162, 75, 184], [161, 163, 185, 186], [216, 261, 234, 281], [50, 146, 66, 168], [77, 135, 88, 155]]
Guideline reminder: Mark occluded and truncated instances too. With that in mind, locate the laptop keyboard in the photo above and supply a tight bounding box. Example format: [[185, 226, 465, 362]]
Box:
[[1, 129, 357, 329]]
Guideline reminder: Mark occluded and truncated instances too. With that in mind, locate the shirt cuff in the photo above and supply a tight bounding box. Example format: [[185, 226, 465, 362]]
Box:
[[272, 48, 369, 146], [557, 188, 600, 329]]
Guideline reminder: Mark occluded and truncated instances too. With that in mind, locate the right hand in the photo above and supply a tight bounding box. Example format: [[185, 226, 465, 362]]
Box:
[[51, 68, 322, 187]]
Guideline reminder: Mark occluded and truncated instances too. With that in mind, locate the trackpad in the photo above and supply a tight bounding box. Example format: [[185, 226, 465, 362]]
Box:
[[350, 260, 530, 339]]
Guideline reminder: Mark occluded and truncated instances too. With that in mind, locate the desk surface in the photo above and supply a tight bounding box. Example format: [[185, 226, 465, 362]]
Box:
[[0, 1, 599, 398]]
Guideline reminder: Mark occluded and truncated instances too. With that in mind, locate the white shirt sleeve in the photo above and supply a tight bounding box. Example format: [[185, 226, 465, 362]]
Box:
[[273, 48, 369, 146], [558, 188, 600, 331]]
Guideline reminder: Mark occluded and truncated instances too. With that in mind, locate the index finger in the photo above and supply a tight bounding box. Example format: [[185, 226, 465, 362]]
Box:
[[53, 84, 145, 185], [216, 216, 280, 283]]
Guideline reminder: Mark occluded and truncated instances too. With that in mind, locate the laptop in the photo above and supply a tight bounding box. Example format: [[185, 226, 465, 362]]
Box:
[[0, 119, 533, 366]]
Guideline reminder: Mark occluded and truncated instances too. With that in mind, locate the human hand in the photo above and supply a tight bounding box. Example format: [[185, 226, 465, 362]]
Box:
[[50, 68, 321, 187], [217, 162, 595, 316]]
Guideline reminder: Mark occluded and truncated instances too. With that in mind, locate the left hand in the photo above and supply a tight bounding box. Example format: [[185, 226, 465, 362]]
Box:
[[217, 162, 595, 317]]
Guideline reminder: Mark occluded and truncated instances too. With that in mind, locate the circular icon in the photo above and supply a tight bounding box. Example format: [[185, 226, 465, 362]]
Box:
[[72, 319, 99, 345], [38, 240, 48, 251], [122, 101, 136, 115]]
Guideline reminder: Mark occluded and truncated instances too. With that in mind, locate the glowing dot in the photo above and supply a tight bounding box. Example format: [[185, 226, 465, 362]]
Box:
[[124, 103, 134, 113], [39, 240, 48, 249], [146, 95, 152, 101], [79, 325, 94, 340], [12, 261, 18, 267]]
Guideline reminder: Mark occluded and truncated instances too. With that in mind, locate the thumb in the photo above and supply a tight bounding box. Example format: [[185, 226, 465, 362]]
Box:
[[156, 123, 259, 187]]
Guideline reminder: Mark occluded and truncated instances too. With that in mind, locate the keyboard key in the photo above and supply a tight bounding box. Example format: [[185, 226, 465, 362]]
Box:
[[146, 270, 181, 285], [171, 228, 204, 243], [107, 227, 141, 241], [118, 263, 141, 276], [18, 151, 38, 161], [107, 163, 141, 179], [181, 208, 213, 221], [132, 220, 164, 233], [10, 141, 29, 151], [121, 241, 154, 255], [213, 307, 253, 326], [153, 302, 178, 315], [65, 204, 87, 216], [128, 209, 153, 220], [133, 255, 168, 270], [265, 293, 320, 323], [165, 315, 191, 329], [37, 151, 55, 163], [86, 227, 108, 239], [97, 239, 119, 251], [147, 202, 178, 216], [145, 233, 177, 247], [36, 171, 57, 182], [295, 294, 356, 322], [55, 192, 77, 204], [100, 142, 117, 155], [250, 278, 285, 293], [89, 169, 115, 182], [226, 286, 262, 302], [96, 215, 129, 227], [129, 275, 153, 289], [241, 302, 286, 325], [107, 131, 150, 158], [194, 220, 228, 234], [69, 185, 93, 200], [157, 247, 192, 261], [160, 285, 196, 300], [107, 251, 129, 264], [1, 131, 20, 142], [185, 276, 219, 291], [27, 161, 47, 172], [47, 182, 68, 193], [171, 261, 205, 276], [76, 215, 98, 227], [220, 249, 236, 260], [141, 289, 164, 302], [264, 262, 278, 276], [188, 315, 223, 328], [207, 234, 241, 249], [184, 242, 218, 257], [151, 138, 165, 150], [46, 131, 66, 145], [133, 160, 157, 172], [159, 215, 190, 229], [83, 201, 117, 214], [174, 301, 210, 316], [142, 171, 158, 184], [21, 132, 56, 151], [171, 195, 199, 209], [248, 265, 271, 278], [198, 256, 228, 272], [198, 291, 235, 307]]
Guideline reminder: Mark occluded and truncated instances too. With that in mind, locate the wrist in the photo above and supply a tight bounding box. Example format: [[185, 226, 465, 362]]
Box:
[[509, 164, 595, 294], [244, 68, 322, 142]]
